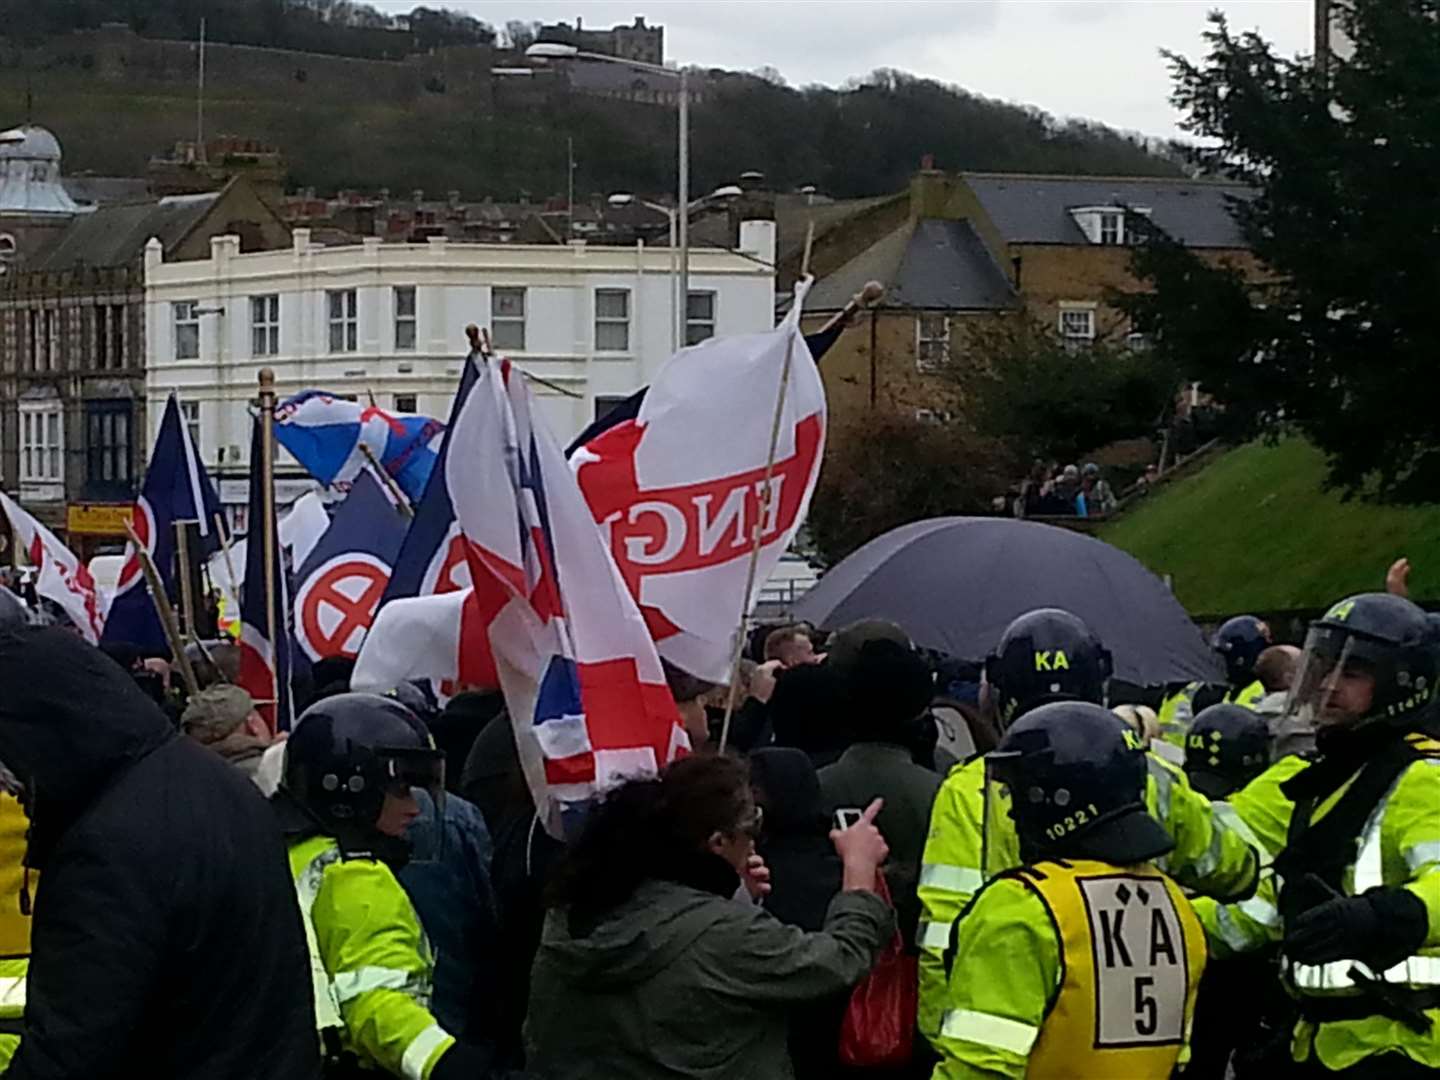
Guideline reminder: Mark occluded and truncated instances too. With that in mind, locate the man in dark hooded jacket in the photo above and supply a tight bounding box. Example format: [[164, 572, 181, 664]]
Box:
[[0, 626, 318, 1080]]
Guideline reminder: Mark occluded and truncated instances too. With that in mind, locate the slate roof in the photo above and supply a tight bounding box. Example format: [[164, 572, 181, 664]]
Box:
[[961, 172, 1252, 248], [36, 191, 220, 270], [803, 218, 1017, 313], [62, 176, 152, 207]]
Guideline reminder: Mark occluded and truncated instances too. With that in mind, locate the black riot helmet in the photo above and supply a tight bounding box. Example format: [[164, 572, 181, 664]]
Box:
[[1287, 593, 1437, 736], [1213, 615, 1271, 688], [1184, 703, 1271, 799], [276, 692, 443, 859], [984, 608, 1112, 731], [990, 701, 1173, 866]]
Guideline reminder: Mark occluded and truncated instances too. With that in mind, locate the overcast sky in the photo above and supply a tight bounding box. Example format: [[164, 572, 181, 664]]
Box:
[[373, 1, 1313, 140]]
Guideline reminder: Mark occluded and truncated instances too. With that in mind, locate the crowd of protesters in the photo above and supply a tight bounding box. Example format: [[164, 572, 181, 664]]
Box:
[[1012, 461, 1119, 519], [0, 557, 1436, 1080]]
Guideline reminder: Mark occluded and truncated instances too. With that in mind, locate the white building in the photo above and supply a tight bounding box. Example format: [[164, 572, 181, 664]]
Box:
[[144, 224, 776, 502]]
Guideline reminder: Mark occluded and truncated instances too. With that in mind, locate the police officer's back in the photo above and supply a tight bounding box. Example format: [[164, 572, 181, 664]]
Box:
[[931, 702, 1206, 1079]]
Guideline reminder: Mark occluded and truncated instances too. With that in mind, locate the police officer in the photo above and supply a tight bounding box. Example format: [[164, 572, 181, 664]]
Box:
[[1184, 703, 1272, 800], [917, 608, 1259, 1045], [1194, 593, 1440, 1077], [274, 692, 493, 1080], [931, 701, 1206, 1079], [1158, 615, 1271, 745]]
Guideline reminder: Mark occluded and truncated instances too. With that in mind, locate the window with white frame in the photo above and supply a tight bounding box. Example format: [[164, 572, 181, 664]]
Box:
[[173, 300, 200, 360], [1099, 211, 1123, 245], [180, 400, 201, 449], [1058, 304, 1096, 345], [85, 400, 132, 490], [491, 287, 526, 351], [394, 286, 417, 351], [594, 288, 630, 351], [251, 294, 280, 357], [916, 313, 951, 372], [328, 288, 358, 353], [20, 404, 63, 483], [686, 291, 716, 346]]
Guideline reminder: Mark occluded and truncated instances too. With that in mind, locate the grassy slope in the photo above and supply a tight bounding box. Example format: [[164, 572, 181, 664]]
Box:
[[1099, 439, 1440, 614]]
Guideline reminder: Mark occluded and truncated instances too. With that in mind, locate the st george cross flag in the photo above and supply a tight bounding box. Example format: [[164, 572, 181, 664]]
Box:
[[274, 390, 445, 504], [236, 417, 294, 732], [293, 471, 408, 663], [103, 394, 223, 651], [449, 356, 687, 834], [572, 278, 826, 681], [0, 491, 108, 643]]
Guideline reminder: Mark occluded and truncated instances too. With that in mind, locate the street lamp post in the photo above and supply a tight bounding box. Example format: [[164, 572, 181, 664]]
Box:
[[527, 42, 691, 342], [608, 184, 746, 355]]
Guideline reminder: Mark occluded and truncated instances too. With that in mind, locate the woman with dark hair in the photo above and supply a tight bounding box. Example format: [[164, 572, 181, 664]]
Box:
[[526, 754, 894, 1080]]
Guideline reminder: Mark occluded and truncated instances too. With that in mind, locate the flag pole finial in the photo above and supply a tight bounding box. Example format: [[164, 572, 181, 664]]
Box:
[[465, 324, 482, 352], [258, 367, 275, 390]]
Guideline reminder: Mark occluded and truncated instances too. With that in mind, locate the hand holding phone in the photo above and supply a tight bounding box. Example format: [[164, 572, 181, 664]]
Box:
[[833, 807, 864, 831]]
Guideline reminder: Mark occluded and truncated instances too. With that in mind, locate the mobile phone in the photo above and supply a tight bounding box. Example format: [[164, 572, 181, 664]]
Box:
[[833, 807, 864, 831]]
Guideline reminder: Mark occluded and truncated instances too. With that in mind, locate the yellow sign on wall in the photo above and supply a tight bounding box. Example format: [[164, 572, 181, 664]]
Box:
[[66, 503, 134, 536]]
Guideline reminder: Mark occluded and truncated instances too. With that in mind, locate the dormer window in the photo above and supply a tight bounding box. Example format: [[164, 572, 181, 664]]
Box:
[[1070, 205, 1148, 245]]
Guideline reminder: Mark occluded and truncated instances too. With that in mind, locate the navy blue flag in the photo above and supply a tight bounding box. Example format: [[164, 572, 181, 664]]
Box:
[[236, 417, 294, 732], [102, 394, 223, 651], [293, 471, 409, 663], [380, 351, 481, 606]]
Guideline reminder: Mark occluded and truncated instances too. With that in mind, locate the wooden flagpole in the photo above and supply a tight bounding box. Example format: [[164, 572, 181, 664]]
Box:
[[357, 443, 414, 518], [718, 233, 818, 752], [122, 518, 200, 696], [258, 368, 280, 724], [173, 520, 198, 642]]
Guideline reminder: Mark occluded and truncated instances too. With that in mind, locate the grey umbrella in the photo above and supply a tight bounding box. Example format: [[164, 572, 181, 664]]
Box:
[[794, 517, 1222, 686]]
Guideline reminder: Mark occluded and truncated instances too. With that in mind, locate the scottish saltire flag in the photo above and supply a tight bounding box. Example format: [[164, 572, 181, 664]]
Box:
[[0, 492, 107, 643], [102, 394, 222, 650], [236, 418, 294, 732], [571, 278, 826, 681], [452, 356, 688, 833], [293, 472, 408, 663], [274, 390, 445, 504]]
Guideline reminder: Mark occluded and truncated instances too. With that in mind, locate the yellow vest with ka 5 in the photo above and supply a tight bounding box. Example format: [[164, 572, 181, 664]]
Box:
[[1017, 858, 1206, 1079]]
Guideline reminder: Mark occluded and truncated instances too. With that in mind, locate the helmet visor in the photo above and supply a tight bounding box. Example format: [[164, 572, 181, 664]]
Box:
[[1286, 628, 1372, 731], [378, 747, 446, 802]]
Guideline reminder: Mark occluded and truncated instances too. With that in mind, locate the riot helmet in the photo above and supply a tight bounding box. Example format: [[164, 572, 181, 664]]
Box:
[[276, 692, 443, 862], [1184, 703, 1270, 799], [1213, 616, 1271, 688], [984, 608, 1112, 731], [989, 700, 1173, 866], [1286, 593, 1436, 737]]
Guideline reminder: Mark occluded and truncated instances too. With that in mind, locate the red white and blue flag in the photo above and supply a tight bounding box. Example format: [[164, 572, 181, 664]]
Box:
[[236, 417, 294, 732], [453, 356, 686, 829], [102, 393, 222, 651], [293, 471, 408, 663], [274, 390, 446, 504]]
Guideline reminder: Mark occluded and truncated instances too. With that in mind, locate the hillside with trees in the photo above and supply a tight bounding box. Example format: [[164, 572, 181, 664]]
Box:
[[0, 2, 1180, 200]]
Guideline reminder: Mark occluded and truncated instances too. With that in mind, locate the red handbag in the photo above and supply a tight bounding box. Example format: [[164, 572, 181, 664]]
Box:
[[838, 870, 917, 1068]]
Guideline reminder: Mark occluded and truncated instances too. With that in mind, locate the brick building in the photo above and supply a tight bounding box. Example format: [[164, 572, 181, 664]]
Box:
[[793, 168, 1257, 445]]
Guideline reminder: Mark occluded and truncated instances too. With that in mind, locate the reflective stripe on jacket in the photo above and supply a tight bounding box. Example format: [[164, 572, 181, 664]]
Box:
[[918, 752, 1258, 1046], [288, 834, 456, 1080], [1217, 738, 1440, 1071], [932, 858, 1206, 1080]]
